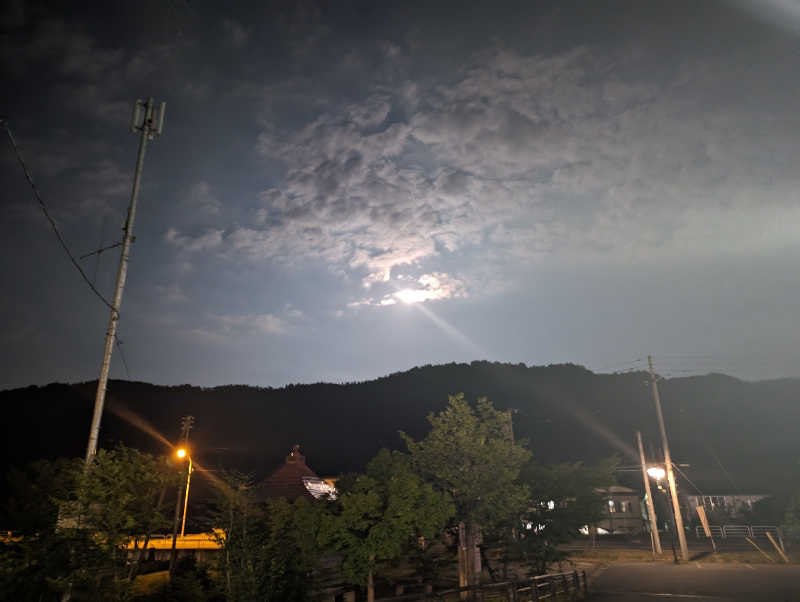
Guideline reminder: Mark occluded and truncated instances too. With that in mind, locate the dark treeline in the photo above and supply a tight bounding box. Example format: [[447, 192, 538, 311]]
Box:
[[0, 396, 622, 601], [2, 361, 799, 497]]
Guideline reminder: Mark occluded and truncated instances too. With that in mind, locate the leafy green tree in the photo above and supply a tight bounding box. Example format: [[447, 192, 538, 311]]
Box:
[[321, 449, 453, 601], [210, 472, 325, 601], [2, 458, 79, 534], [77, 447, 176, 580], [211, 472, 261, 601], [0, 447, 177, 601], [0, 458, 80, 601], [155, 556, 217, 602], [402, 394, 530, 587], [506, 457, 618, 575]]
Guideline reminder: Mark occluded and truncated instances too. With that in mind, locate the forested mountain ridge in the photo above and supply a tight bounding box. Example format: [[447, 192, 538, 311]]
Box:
[[2, 361, 798, 494]]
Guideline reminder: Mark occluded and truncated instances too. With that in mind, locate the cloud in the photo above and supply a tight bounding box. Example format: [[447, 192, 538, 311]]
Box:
[[183, 180, 222, 215], [349, 272, 466, 308], [22, 20, 124, 80], [6, 16, 183, 125], [249, 313, 285, 334], [388, 272, 466, 304], [223, 19, 249, 47], [154, 283, 187, 303], [285, 305, 304, 320], [184, 312, 286, 344], [74, 158, 129, 216], [164, 228, 224, 252], [182, 39, 800, 302], [239, 49, 602, 285]]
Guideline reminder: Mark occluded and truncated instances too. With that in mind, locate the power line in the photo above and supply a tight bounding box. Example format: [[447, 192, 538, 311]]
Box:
[[91, 215, 108, 287], [115, 334, 131, 380], [594, 357, 646, 372], [704, 442, 740, 495], [80, 240, 124, 261], [1, 119, 116, 313], [672, 463, 704, 497]]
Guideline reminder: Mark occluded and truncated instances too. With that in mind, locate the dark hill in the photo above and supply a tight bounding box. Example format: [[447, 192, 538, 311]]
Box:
[[2, 362, 798, 497]]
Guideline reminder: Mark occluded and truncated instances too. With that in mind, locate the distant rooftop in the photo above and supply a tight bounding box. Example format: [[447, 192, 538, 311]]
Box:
[[259, 444, 336, 501]]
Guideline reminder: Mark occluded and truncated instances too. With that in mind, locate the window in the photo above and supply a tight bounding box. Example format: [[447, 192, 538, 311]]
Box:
[[608, 499, 616, 513], [620, 500, 631, 513]]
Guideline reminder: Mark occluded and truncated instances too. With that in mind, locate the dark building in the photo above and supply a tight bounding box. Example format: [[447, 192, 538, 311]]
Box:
[[259, 444, 337, 501]]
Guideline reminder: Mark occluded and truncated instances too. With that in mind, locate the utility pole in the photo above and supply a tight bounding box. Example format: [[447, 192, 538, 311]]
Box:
[[169, 415, 194, 579], [637, 431, 662, 556], [85, 98, 166, 463], [180, 455, 193, 537], [648, 355, 689, 561]]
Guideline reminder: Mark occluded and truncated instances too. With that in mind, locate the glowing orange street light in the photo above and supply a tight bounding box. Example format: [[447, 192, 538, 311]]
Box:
[[646, 465, 679, 563], [175, 448, 193, 537]]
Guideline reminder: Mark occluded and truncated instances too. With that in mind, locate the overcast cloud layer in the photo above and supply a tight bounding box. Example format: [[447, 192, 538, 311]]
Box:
[[3, 0, 800, 388]]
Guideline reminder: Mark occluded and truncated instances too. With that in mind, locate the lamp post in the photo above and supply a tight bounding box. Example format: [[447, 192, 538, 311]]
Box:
[[177, 448, 193, 537], [169, 416, 193, 580], [647, 467, 679, 564]]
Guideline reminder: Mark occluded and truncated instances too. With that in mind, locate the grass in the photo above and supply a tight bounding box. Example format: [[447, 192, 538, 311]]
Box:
[[568, 548, 667, 563], [132, 570, 169, 595]]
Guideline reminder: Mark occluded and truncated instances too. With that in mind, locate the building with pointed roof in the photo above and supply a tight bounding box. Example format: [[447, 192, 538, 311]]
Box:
[[259, 444, 336, 501]]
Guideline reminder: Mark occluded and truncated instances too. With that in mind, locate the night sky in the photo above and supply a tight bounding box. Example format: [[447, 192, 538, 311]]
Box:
[[3, 0, 800, 389]]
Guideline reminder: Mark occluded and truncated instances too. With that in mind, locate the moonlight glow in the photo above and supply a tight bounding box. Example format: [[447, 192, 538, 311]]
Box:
[[395, 289, 428, 304], [3, 0, 800, 388]]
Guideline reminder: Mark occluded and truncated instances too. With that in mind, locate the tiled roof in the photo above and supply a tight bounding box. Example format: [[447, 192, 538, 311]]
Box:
[[259, 445, 320, 501]]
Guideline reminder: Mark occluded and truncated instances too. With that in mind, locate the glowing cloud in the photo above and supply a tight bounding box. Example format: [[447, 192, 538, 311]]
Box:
[[395, 288, 433, 304], [387, 272, 466, 305]]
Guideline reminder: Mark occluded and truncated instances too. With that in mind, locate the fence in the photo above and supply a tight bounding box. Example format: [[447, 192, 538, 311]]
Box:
[[374, 570, 588, 601], [693, 525, 780, 539]]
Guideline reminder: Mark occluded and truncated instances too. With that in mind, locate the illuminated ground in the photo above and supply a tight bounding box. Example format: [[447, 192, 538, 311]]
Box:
[[589, 563, 800, 601]]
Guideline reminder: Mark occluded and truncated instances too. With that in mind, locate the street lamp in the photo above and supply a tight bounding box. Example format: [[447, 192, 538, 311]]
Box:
[[646, 465, 678, 563], [176, 448, 194, 537], [169, 416, 194, 581]]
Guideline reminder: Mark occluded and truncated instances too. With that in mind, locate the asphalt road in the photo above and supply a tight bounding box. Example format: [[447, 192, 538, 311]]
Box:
[[589, 562, 800, 601]]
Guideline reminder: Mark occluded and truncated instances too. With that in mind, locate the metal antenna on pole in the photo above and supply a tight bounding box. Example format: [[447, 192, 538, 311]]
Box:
[[648, 355, 689, 561], [85, 98, 166, 464]]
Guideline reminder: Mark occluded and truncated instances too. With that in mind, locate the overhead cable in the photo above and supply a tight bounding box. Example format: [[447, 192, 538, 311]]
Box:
[[1, 119, 117, 313]]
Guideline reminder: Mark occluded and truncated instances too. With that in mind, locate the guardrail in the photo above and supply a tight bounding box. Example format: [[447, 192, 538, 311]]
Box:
[[374, 570, 588, 601], [750, 526, 779, 537], [723, 525, 750, 538], [694, 525, 780, 539]]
